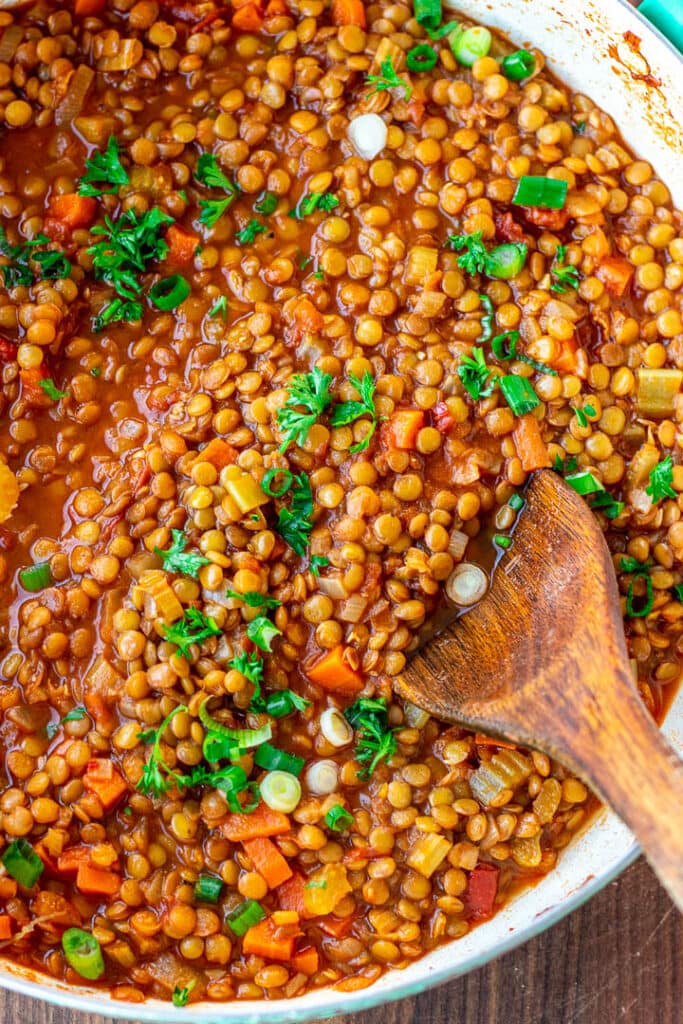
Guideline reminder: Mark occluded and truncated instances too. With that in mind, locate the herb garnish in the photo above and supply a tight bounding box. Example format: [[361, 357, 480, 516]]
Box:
[[674, 583, 683, 602], [345, 697, 397, 778], [38, 379, 68, 401], [172, 981, 196, 1008], [78, 135, 129, 197], [573, 403, 596, 428], [195, 153, 241, 227], [46, 706, 87, 740], [645, 455, 676, 504], [288, 191, 339, 220], [447, 231, 528, 280], [162, 608, 221, 659], [550, 244, 580, 292], [155, 529, 210, 578], [457, 347, 495, 400], [225, 590, 281, 610], [254, 191, 278, 215], [365, 56, 412, 101], [479, 294, 494, 342], [235, 219, 267, 246], [0, 229, 71, 288], [277, 368, 334, 453], [229, 650, 265, 703], [276, 472, 314, 557], [330, 371, 380, 454], [246, 615, 282, 652], [310, 555, 329, 577], [209, 295, 228, 320], [620, 556, 654, 618], [137, 705, 188, 797], [93, 298, 142, 333]]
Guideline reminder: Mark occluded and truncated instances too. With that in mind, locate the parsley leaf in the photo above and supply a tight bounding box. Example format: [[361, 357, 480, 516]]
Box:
[[199, 197, 233, 228], [38, 378, 68, 401], [155, 529, 210, 578], [246, 615, 282, 652], [276, 472, 314, 557], [93, 298, 143, 333], [330, 371, 379, 454], [573, 403, 596, 428], [550, 244, 580, 293], [365, 56, 412, 101], [226, 589, 281, 610], [0, 229, 71, 289], [447, 231, 528, 279], [254, 191, 278, 215], [46, 706, 87, 740], [88, 207, 173, 301], [162, 608, 221, 659], [235, 219, 268, 246], [209, 295, 228, 320], [289, 191, 339, 220], [172, 980, 196, 1008], [345, 697, 397, 778], [589, 490, 624, 520], [229, 650, 265, 705], [137, 705, 188, 797], [78, 135, 129, 197], [195, 153, 238, 192], [310, 555, 329, 577], [645, 455, 676, 504], [457, 347, 495, 400], [277, 368, 334, 453]]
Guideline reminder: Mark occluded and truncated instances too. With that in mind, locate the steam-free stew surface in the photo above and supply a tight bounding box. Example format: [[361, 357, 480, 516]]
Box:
[[0, 0, 680, 1006]]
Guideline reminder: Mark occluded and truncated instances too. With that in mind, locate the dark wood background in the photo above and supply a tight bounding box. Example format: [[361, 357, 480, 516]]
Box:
[[1, 857, 680, 1024], [3, 0, 681, 1022]]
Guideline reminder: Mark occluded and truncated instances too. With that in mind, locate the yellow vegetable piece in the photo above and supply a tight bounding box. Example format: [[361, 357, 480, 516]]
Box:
[[405, 833, 453, 878], [224, 468, 270, 514], [636, 368, 683, 419], [404, 245, 438, 286], [135, 570, 184, 622], [0, 462, 19, 524], [302, 863, 351, 916]]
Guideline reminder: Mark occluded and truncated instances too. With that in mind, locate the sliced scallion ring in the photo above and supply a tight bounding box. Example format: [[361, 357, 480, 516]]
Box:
[[450, 24, 491, 67], [501, 49, 536, 81], [62, 928, 105, 980], [260, 769, 302, 813], [261, 467, 293, 497], [406, 44, 438, 72], [149, 274, 190, 310]]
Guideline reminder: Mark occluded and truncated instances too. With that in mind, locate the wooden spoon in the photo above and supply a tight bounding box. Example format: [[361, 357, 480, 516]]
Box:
[[395, 468, 683, 910]]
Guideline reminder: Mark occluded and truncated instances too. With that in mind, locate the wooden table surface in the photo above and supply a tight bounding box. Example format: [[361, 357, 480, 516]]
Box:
[[1, 856, 679, 1024]]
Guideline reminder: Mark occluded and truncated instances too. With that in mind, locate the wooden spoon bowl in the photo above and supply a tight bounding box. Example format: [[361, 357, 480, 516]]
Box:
[[395, 469, 683, 909]]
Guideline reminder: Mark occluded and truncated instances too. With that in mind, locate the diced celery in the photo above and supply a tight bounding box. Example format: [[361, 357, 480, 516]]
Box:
[[469, 749, 533, 806], [636, 368, 682, 419], [406, 833, 453, 878]]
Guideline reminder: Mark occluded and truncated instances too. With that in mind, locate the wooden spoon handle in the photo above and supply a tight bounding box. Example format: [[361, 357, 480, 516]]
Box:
[[559, 666, 683, 912]]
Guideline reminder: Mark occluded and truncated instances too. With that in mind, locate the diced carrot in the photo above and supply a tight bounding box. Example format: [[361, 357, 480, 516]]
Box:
[[432, 401, 455, 434], [293, 297, 324, 335], [33, 842, 59, 878], [292, 945, 319, 975], [83, 692, 118, 735], [318, 915, 354, 939], [165, 224, 199, 266], [0, 338, 17, 363], [264, 0, 287, 14], [463, 863, 500, 921], [242, 917, 297, 962], [242, 837, 293, 890], [596, 256, 634, 297], [57, 846, 91, 876], [0, 877, 17, 900], [553, 335, 578, 373], [74, 0, 106, 14], [197, 438, 238, 471], [19, 367, 52, 409], [76, 863, 121, 898], [331, 0, 366, 27], [82, 758, 128, 811], [0, 915, 12, 940], [306, 646, 363, 696], [522, 206, 569, 230], [221, 803, 291, 842], [383, 409, 425, 450], [48, 193, 97, 229], [276, 872, 308, 917], [512, 414, 550, 473], [232, 3, 264, 30]]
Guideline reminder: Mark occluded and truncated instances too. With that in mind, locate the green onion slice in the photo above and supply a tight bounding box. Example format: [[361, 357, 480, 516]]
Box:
[[261, 468, 293, 498], [494, 534, 512, 549], [194, 873, 224, 903], [62, 928, 105, 981], [19, 562, 52, 593], [199, 698, 272, 749], [491, 330, 519, 360], [149, 274, 191, 310], [254, 742, 305, 776], [564, 470, 604, 497], [264, 691, 311, 718], [499, 375, 540, 416], [226, 899, 265, 936], [414, 0, 442, 32], [260, 769, 301, 813], [512, 175, 568, 209], [450, 24, 492, 67], [485, 243, 528, 280], [325, 805, 354, 832], [508, 493, 525, 511], [1, 838, 44, 888], [406, 44, 438, 72], [626, 573, 654, 618], [501, 49, 536, 81]]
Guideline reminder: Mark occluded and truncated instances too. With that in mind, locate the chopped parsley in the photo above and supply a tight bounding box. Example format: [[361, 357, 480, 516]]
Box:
[[645, 455, 676, 504], [226, 590, 281, 610], [277, 368, 334, 453], [208, 295, 228, 320], [78, 135, 129, 197], [38, 378, 68, 401], [276, 472, 314, 557], [90, 367, 101, 377], [46, 706, 87, 740], [365, 55, 412, 101], [330, 371, 380, 454], [172, 981, 196, 1008], [447, 231, 527, 279], [199, 198, 235, 229], [0, 229, 71, 288], [246, 615, 282, 652], [457, 347, 495, 401], [551, 244, 580, 292], [674, 583, 683, 603], [254, 191, 278, 215], [137, 705, 188, 797], [312, 269, 325, 281], [288, 191, 339, 220], [195, 153, 238, 192], [229, 650, 265, 704], [310, 555, 329, 577], [155, 529, 210, 578], [345, 697, 397, 778], [162, 608, 221, 659], [235, 219, 267, 246], [93, 298, 143, 333], [573, 403, 596, 428]]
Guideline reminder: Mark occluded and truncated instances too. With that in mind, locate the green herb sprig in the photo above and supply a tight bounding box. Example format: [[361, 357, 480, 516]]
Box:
[[329, 371, 380, 454], [645, 455, 676, 504], [277, 368, 334, 453], [78, 136, 129, 198], [345, 697, 397, 778], [365, 56, 412, 101], [162, 608, 221, 659], [550, 244, 580, 292], [155, 530, 210, 578]]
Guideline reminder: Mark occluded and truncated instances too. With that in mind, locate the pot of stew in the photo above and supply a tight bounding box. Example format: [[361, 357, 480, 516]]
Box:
[[0, 0, 679, 1020]]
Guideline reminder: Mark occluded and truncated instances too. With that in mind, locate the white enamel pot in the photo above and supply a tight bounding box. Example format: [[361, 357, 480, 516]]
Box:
[[0, 1, 681, 1020]]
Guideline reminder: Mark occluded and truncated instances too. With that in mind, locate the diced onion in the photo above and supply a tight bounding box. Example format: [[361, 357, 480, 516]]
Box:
[[260, 770, 301, 813], [0, 25, 23, 65], [305, 759, 339, 795], [316, 575, 349, 600], [55, 65, 95, 127], [319, 708, 354, 748], [447, 528, 469, 560], [347, 113, 388, 160], [403, 701, 430, 729], [98, 38, 143, 72], [446, 563, 488, 606]]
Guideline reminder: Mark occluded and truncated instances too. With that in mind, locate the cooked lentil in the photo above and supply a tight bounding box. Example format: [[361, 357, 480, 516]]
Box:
[[0, 0, 679, 1006]]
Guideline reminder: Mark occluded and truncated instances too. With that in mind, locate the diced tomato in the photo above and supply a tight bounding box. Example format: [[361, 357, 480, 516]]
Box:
[[463, 863, 500, 920], [494, 210, 525, 243], [432, 401, 455, 434], [19, 367, 52, 408], [520, 206, 570, 231], [0, 338, 17, 363], [48, 193, 97, 230]]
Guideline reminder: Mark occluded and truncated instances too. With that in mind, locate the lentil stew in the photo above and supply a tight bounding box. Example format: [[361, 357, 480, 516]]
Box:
[[0, 0, 680, 1006]]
